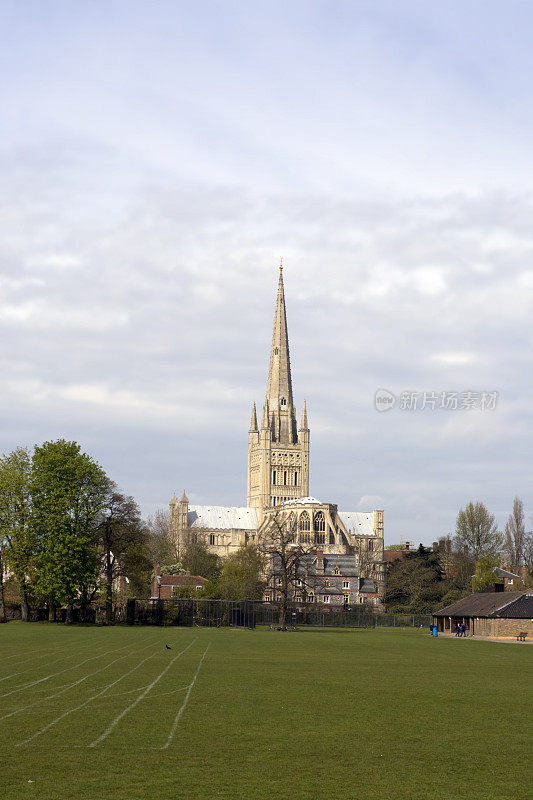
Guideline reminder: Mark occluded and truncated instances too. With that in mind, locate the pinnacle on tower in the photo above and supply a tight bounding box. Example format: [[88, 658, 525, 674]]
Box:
[[180, 490, 188, 503], [250, 402, 258, 431], [300, 399, 308, 430], [261, 399, 270, 429]]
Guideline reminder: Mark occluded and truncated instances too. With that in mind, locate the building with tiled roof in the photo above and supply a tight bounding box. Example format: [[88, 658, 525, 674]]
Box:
[[151, 566, 207, 600], [433, 589, 533, 639]]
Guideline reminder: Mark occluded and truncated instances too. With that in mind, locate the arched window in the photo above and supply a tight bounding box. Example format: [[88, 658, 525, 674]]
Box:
[[272, 469, 277, 485], [294, 471, 298, 486], [274, 347, 279, 354], [299, 512, 310, 531], [280, 397, 286, 406], [283, 471, 287, 485], [314, 512, 325, 532]]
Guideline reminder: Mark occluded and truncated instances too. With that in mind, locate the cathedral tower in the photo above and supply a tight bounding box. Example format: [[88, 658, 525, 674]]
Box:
[[247, 265, 310, 522]]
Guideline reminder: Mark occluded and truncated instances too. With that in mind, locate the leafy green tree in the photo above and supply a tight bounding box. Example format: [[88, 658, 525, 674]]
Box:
[[206, 545, 265, 600], [0, 447, 35, 621], [471, 553, 502, 591], [96, 481, 152, 622], [454, 501, 502, 560], [181, 538, 221, 580], [31, 440, 108, 622]]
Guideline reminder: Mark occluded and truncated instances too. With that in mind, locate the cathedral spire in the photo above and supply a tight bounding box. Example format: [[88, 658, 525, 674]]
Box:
[[265, 263, 297, 442]]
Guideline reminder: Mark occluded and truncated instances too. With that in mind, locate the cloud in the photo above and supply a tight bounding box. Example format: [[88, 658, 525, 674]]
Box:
[[2, 3, 533, 541]]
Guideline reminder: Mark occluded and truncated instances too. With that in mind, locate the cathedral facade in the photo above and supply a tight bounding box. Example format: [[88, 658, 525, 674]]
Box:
[[170, 266, 385, 598]]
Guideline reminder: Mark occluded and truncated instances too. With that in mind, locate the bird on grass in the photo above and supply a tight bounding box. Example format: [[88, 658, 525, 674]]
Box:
[[165, 644, 172, 650]]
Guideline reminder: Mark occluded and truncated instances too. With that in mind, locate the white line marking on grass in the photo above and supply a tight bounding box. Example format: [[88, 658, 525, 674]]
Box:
[[0, 646, 124, 700], [88, 641, 195, 747], [0, 640, 118, 683], [0, 645, 141, 722], [16, 639, 195, 747], [160, 642, 211, 750]]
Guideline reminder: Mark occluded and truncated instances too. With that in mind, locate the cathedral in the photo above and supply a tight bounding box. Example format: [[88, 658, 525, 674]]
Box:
[[169, 265, 385, 600]]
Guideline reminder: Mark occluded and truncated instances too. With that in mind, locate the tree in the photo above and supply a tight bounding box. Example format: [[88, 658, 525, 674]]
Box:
[[503, 497, 525, 572], [0, 447, 34, 621], [207, 545, 265, 600], [258, 512, 314, 627], [146, 508, 176, 567], [31, 440, 108, 622], [0, 545, 6, 622], [385, 545, 447, 613], [524, 532, 533, 576], [471, 553, 502, 591], [181, 537, 221, 580], [96, 481, 151, 622], [454, 502, 502, 561]]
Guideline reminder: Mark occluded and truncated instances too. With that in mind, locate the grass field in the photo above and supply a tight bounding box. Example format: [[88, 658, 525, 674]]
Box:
[[0, 623, 530, 800]]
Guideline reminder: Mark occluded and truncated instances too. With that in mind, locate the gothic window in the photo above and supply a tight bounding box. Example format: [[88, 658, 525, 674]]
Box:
[[315, 533, 325, 545], [369, 539, 374, 551], [294, 471, 298, 486], [299, 511, 310, 531], [334, 567, 340, 575], [280, 397, 286, 406], [274, 348, 279, 354], [209, 534, 216, 545], [329, 530, 335, 545], [314, 512, 325, 532], [272, 469, 277, 485], [283, 471, 287, 485], [324, 578, 330, 587], [300, 533, 311, 543]]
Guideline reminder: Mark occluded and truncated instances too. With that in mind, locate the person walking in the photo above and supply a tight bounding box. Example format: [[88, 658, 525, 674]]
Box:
[[461, 622, 466, 637]]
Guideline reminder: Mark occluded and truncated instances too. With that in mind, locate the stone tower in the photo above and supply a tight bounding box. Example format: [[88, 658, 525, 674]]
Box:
[[247, 265, 310, 522]]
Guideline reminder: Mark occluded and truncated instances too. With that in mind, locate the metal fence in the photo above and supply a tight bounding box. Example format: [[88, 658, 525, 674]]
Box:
[[115, 599, 431, 629]]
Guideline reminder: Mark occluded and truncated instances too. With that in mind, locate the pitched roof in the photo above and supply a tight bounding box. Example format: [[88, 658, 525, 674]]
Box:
[[496, 593, 533, 618], [187, 505, 258, 530], [338, 511, 375, 535], [434, 591, 528, 618], [159, 575, 207, 586]]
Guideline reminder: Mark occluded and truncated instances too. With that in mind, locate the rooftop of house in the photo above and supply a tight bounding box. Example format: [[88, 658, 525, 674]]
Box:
[[157, 574, 207, 586], [434, 591, 530, 618]]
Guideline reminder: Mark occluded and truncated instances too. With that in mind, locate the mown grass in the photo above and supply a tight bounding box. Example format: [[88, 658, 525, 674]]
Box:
[[0, 622, 530, 800]]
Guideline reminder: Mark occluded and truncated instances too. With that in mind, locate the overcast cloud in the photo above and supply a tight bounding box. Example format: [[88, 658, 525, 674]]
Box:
[[1, 1, 533, 544]]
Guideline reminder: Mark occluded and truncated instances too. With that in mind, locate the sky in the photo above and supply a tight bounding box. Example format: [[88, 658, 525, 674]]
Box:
[[1, 1, 533, 545]]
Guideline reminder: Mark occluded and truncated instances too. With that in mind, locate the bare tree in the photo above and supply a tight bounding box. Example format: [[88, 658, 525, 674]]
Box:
[[503, 497, 525, 572], [454, 502, 502, 561], [523, 531, 533, 575], [258, 511, 314, 627], [146, 507, 177, 566]]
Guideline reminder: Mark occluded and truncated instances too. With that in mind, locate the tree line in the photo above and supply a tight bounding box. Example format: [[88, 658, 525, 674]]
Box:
[[385, 499, 533, 613], [0, 440, 158, 623]]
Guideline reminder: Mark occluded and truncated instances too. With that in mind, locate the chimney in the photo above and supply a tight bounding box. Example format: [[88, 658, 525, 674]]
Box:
[[316, 549, 324, 574], [155, 562, 161, 578]]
